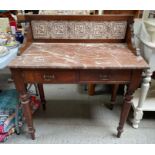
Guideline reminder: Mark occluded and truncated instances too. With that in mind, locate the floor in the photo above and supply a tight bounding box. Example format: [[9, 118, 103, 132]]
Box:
[[1, 69, 155, 144]]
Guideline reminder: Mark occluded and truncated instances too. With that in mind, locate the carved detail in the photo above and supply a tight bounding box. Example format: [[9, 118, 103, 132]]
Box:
[[136, 48, 141, 56], [20, 93, 30, 105], [132, 109, 143, 128], [134, 108, 143, 120], [125, 92, 133, 102], [143, 70, 152, 83], [20, 92, 35, 139]]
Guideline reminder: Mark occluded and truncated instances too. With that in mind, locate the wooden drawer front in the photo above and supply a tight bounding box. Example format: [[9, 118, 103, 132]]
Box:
[[22, 70, 77, 83], [79, 70, 131, 82]]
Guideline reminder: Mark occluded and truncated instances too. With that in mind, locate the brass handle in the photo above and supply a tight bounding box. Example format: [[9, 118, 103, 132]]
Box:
[[99, 74, 109, 80], [43, 74, 55, 81]]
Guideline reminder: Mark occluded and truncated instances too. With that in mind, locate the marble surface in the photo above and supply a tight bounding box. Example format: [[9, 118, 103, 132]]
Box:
[[8, 43, 148, 69]]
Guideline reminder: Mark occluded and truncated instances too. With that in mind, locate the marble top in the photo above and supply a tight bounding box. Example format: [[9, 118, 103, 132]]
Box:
[[8, 43, 148, 69]]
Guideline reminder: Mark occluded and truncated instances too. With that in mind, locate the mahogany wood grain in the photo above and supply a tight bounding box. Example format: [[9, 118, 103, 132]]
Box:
[[24, 14, 134, 21], [104, 10, 141, 18], [80, 70, 131, 82], [22, 69, 78, 83]]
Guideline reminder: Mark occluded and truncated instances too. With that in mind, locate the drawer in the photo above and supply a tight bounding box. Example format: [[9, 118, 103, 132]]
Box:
[[79, 70, 131, 82], [22, 69, 77, 83]]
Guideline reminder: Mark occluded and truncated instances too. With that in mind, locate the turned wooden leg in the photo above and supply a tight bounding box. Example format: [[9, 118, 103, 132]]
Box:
[[110, 84, 119, 110], [20, 93, 35, 140], [117, 88, 133, 138], [88, 84, 95, 96], [37, 84, 46, 110], [11, 69, 35, 140], [117, 70, 142, 138], [132, 69, 152, 129]]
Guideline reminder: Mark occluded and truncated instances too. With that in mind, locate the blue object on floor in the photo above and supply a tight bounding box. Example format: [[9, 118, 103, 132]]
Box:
[[0, 89, 19, 114], [0, 89, 22, 135]]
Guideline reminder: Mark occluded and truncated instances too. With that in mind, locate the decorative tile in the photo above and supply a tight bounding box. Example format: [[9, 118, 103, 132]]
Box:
[[50, 21, 68, 39], [31, 21, 127, 40], [31, 21, 50, 39]]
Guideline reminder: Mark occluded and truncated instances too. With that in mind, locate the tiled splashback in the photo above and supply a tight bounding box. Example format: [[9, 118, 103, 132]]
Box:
[[31, 20, 127, 40]]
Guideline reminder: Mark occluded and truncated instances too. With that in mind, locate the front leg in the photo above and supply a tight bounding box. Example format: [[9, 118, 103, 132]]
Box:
[[11, 69, 35, 140], [20, 93, 35, 140], [132, 69, 152, 128], [117, 86, 133, 138], [117, 70, 142, 138]]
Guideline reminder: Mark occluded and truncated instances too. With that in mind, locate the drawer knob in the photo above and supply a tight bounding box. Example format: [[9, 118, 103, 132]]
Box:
[[99, 74, 109, 80], [43, 74, 55, 81]]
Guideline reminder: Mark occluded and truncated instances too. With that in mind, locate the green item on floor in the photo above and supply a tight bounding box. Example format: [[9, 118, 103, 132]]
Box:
[[0, 89, 19, 115], [0, 89, 22, 142]]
